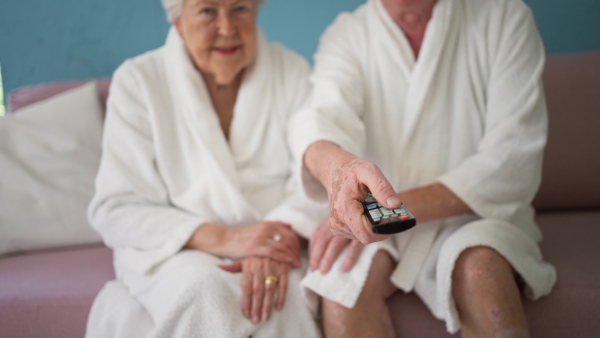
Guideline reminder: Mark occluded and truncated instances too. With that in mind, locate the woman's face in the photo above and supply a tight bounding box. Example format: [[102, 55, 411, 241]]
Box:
[[174, 0, 259, 86]]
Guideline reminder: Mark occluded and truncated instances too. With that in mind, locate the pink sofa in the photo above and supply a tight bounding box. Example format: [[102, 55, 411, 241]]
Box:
[[1, 52, 599, 337]]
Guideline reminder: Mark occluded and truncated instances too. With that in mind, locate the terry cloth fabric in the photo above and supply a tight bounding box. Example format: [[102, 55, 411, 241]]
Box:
[[292, 0, 556, 333], [86, 27, 327, 338]]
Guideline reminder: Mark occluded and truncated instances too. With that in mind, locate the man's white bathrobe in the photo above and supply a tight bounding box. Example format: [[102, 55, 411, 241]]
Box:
[[86, 28, 327, 338], [293, 0, 557, 333]]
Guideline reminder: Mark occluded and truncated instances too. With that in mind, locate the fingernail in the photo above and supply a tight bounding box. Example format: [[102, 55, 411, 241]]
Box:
[[386, 196, 400, 207], [361, 214, 369, 227], [262, 312, 268, 321], [253, 315, 259, 324]]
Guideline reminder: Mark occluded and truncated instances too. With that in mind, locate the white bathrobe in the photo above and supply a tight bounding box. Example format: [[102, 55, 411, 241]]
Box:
[[293, 0, 557, 333], [86, 28, 327, 338]]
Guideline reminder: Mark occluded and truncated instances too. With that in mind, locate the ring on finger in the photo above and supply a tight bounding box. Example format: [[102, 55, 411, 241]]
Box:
[[265, 275, 279, 286], [273, 234, 282, 242]]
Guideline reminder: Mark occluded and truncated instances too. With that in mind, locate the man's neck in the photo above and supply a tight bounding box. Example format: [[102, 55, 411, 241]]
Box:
[[381, 0, 438, 57]]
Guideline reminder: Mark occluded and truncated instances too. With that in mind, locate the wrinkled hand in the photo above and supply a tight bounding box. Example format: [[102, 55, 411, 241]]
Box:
[[220, 221, 302, 267], [327, 156, 401, 244], [309, 218, 364, 273], [219, 257, 290, 324]]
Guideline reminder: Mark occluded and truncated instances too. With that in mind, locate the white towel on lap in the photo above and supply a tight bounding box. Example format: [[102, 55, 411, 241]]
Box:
[[301, 238, 397, 308]]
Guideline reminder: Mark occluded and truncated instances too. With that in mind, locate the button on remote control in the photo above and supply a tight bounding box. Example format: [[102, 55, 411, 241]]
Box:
[[362, 193, 417, 234]]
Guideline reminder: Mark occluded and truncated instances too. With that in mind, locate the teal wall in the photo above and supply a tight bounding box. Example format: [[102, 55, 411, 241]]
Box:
[[0, 0, 599, 95]]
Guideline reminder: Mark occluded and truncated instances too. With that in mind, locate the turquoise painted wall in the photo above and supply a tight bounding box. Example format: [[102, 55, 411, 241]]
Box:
[[0, 0, 599, 95]]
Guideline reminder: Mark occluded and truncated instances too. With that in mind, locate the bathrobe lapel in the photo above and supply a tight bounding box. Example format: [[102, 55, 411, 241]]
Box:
[[372, 0, 457, 143], [228, 35, 275, 173], [367, 0, 460, 292], [163, 28, 265, 225]]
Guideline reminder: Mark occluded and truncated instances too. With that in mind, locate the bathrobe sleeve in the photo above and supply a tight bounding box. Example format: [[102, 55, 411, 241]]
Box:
[[288, 14, 370, 201], [88, 61, 207, 258], [264, 47, 329, 238], [438, 3, 548, 221]]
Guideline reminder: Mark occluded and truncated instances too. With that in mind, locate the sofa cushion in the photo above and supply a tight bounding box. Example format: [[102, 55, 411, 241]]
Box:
[[0, 245, 114, 338], [0, 82, 103, 255], [533, 52, 600, 211], [525, 211, 600, 336]]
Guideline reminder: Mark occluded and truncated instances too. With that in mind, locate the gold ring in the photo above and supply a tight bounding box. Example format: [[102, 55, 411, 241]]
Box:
[[265, 275, 279, 286]]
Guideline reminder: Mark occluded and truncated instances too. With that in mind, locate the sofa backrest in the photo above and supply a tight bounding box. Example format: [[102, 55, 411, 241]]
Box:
[[532, 51, 600, 212], [6, 52, 600, 212], [6, 78, 111, 113]]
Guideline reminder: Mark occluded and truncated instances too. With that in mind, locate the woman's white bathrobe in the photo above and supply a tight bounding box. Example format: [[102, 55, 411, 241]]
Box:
[[293, 0, 557, 333], [86, 28, 327, 338]]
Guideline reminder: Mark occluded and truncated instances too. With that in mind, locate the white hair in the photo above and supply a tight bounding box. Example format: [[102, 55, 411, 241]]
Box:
[[161, 0, 184, 22], [161, 0, 264, 22]]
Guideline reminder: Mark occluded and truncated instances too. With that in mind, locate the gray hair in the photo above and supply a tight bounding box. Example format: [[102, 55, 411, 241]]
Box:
[[161, 0, 183, 22], [161, 0, 265, 22]]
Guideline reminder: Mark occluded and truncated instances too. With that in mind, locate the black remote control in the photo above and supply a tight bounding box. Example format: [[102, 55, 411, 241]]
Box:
[[362, 193, 417, 234]]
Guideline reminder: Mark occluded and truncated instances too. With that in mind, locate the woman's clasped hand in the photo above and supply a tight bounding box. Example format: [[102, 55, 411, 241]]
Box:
[[188, 221, 302, 323], [220, 256, 291, 324]]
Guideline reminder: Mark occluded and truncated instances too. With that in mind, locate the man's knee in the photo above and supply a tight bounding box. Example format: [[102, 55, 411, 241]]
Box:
[[452, 246, 514, 294], [362, 250, 397, 300]]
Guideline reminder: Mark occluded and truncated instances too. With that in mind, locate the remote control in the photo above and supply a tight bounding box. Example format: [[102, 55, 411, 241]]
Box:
[[362, 193, 417, 234]]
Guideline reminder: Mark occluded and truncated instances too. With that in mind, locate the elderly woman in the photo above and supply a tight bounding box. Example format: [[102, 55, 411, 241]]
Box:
[[291, 0, 557, 337], [85, 0, 326, 337]]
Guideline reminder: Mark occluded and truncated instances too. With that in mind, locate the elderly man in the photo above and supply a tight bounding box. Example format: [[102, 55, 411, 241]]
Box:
[[292, 0, 557, 336]]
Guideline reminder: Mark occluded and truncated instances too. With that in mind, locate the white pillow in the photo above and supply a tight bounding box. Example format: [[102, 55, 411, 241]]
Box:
[[0, 81, 103, 255]]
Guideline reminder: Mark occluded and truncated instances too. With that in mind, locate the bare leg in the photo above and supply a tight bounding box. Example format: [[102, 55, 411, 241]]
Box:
[[321, 250, 397, 338], [452, 246, 529, 338]]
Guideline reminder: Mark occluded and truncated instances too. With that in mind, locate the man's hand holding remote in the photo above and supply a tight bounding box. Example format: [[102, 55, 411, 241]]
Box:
[[304, 140, 402, 244]]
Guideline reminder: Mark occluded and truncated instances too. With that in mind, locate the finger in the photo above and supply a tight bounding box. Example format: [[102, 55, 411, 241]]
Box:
[[309, 228, 330, 272], [261, 277, 276, 322], [253, 246, 297, 266], [265, 239, 299, 261], [273, 230, 301, 263], [264, 225, 301, 261], [351, 200, 371, 238], [359, 164, 401, 209], [276, 272, 288, 311], [340, 202, 374, 244], [276, 226, 302, 258], [341, 240, 364, 272], [319, 237, 350, 274], [251, 274, 264, 324], [241, 268, 252, 319], [218, 261, 242, 273]]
